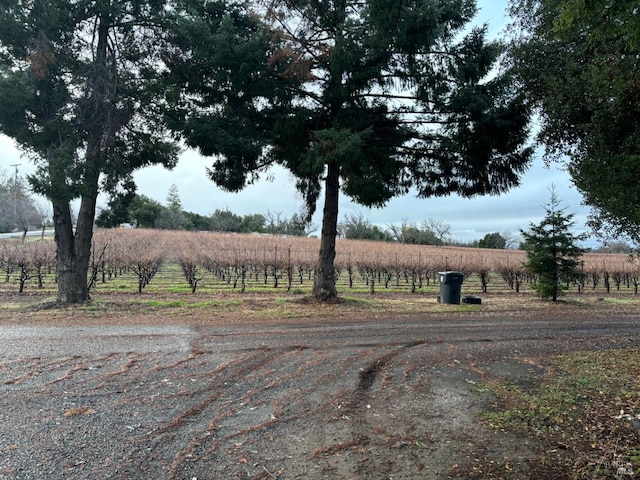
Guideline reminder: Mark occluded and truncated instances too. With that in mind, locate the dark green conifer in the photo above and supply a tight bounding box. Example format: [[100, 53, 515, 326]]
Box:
[[521, 188, 587, 301], [168, 0, 533, 301]]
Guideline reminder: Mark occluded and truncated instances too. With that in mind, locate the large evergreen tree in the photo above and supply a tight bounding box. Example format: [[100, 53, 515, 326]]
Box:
[[0, 0, 181, 302], [521, 188, 586, 301], [155, 184, 190, 230], [167, 0, 533, 300], [508, 0, 640, 244]]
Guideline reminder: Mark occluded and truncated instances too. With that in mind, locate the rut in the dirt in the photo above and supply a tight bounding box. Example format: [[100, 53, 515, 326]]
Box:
[[356, 339, 430, 392]]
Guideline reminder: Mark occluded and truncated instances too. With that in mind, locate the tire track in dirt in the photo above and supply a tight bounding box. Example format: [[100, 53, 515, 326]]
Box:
[[112, 336, 535, 479], [2, 315, 640, 479], [301, 340, 461, 479], [161, 346, 369, 480], [136, 341, 431, 479]]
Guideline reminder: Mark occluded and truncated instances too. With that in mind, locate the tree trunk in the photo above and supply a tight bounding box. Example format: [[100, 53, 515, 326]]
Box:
[[54, 11, 109, 304], [313, 162, 340, 301], [53, 190, 98, 304], [51, 139, 100, 303], [53, 201, 84, 303]]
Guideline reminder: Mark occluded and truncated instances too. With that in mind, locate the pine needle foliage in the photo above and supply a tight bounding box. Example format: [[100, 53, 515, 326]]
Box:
[[521, 188, 587, 301]]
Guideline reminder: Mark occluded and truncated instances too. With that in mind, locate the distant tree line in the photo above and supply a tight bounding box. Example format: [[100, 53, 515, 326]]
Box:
[[96, 185, 529, 247], [95, 184, 312, 236], [338, 212, 524, 249]]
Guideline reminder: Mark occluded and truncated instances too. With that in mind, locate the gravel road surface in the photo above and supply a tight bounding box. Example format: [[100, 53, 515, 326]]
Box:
[[1, 314, 639, 479]]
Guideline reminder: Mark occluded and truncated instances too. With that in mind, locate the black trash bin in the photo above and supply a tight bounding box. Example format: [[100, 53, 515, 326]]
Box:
[[438, 271, 464, 304]]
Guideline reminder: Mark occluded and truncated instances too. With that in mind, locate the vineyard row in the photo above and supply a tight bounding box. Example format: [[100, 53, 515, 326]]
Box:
[[2, 229, 639, 295]]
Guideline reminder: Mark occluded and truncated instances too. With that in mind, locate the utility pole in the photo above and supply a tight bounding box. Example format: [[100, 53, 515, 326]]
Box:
[[10, 163, 20, 219]]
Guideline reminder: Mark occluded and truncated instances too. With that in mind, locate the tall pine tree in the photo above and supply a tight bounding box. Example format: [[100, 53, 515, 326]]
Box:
[[166, 0, 533, 301], [0, 0, 182, 302]]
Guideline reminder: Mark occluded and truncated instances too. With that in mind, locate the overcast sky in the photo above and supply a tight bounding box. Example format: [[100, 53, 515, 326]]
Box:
[[0, 0, 595, 245]]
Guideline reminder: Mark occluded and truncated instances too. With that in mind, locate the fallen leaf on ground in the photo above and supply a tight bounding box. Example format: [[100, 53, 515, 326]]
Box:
[[63, 407, 97, 417]]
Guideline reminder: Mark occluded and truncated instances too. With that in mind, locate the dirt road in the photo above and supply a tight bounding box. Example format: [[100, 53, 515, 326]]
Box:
[[1, 313, 639, 479]]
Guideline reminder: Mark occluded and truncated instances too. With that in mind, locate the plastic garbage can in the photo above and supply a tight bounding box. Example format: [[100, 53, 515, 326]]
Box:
[[438, 271, 464, 304]]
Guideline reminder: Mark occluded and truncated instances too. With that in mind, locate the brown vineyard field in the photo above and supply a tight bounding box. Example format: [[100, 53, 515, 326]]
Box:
[[1, 228, 638, 298]]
